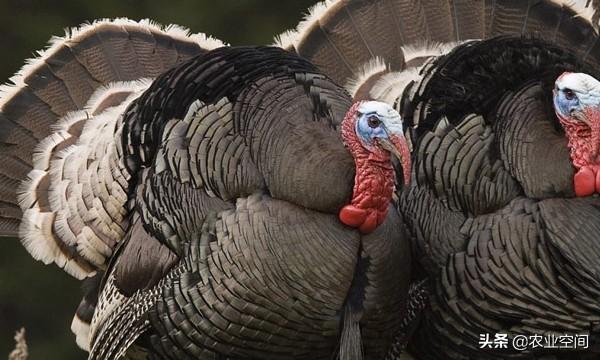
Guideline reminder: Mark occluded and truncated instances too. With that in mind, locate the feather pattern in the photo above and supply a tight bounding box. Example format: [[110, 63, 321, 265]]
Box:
[[271, 1, 600, 358], [0, 18, 224, 238], [397, 30, 600, 360], [275, 0, 600, 106], [82, 46, 412, 359], [18, 82, 147, 278], [6, 1, 600, 359], [0, 18, 225, 354]]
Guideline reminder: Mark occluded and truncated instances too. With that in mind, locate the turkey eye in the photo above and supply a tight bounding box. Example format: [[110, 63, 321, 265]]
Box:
[[367, 115, 381, 128], [564, 89, 576, 100]]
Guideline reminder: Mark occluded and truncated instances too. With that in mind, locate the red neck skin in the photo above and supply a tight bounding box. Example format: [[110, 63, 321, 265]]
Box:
[[339, 102, 397, 234], [557, 107, 600, 196]]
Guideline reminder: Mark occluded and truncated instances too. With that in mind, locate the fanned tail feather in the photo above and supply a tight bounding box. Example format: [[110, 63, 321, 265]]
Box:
[[275, 0, 600, 105], [0, 18, 226, 351], [0, 18, 225, 239]]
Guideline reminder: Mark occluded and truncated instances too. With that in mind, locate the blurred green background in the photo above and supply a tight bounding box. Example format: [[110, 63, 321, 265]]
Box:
[[0, 0, 316, 358]]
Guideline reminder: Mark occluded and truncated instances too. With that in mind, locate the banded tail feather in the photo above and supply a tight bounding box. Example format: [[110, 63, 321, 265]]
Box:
[[2, 18, 224, 273], [0, 18, 224, 351], [6, 1, 600, 359], [274, 0, 600, 113]]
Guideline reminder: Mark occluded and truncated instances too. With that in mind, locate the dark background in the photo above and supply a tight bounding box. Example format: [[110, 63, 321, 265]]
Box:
[[0, 1, 316, 358]]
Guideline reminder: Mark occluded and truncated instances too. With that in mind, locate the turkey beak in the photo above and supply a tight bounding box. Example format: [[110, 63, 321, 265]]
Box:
[[379, 134, 411, 186], [572, 109, 589, 125]]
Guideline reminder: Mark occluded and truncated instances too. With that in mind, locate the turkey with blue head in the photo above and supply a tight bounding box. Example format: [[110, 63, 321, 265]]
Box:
[[0, 17, 412, 360], [275, 0, 600, 358], [5, 0, 600, 359], [554, 72, 600, 196]]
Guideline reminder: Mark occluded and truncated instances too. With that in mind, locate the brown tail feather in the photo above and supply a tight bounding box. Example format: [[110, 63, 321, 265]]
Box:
[[0, 19, 224, 238], [451, 0, 486, 40], [276, 0, 600, 105], [0, 18, 226, 352], [420, 0, 456, 41], [274, 0, 436, 85]]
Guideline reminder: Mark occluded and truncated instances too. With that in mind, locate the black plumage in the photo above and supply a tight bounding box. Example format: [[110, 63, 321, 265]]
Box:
[[5, 1, 600, 359], [84, 44, 413, 359], [397, 22, 600, 360], [275, 0, 600, 358], [0, 19, 412, 360]]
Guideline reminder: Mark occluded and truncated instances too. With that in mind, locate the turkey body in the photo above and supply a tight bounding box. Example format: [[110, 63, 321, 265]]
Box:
[[400, 37, 600, 359], [5, 1, 600, 359], [270, 1, 600, 358], [105, 46, 411, 360], [0, 21, 412, 359]]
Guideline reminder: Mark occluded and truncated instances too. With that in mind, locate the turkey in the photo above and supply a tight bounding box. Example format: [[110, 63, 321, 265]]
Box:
[[6, 1, 600, 359], [273, 0, 600, 359], [0, 18, 413, 360]]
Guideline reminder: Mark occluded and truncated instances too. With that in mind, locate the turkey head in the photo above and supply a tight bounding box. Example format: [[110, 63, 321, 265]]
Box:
[[339, 101, 411, 234], [554, 72, 600, 196]]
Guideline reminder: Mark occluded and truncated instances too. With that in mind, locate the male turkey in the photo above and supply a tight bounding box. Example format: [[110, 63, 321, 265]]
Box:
[[0, 18, 413, 360], [273, 0, 600, 359]]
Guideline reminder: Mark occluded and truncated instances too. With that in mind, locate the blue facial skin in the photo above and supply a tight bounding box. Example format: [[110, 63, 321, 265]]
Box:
[[554, 87, 581, 119], [356, 112, 388, 147]]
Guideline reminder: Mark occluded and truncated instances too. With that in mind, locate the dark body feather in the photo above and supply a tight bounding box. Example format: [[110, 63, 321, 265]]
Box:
[[88, 46, 412, 360], [0, 20, 413, 359], [274, 2, 600, 357], [399, 36, 600, 359], [5, 2, 600, 359]]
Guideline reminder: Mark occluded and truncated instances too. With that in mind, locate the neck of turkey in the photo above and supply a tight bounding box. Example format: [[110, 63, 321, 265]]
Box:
[[339, 101, 411, 233], [554, 72, 600, 196]]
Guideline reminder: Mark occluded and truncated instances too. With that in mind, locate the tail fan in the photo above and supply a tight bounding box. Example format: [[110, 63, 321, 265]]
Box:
[[1, 18, 224, 273], [0, 18, 225, 350], [275, 0, 600, 106]]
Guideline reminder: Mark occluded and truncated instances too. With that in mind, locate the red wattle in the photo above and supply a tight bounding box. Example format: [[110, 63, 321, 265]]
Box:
[[574, 167, 596, 197], [339, 205, 368, 227], [556, 106, 600, 196]]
